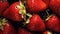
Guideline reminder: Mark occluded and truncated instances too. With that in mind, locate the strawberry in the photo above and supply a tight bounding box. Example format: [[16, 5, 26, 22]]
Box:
[[43, 30, 53, 34], [26, 0, 47, 13], [0, 0, 9, 16], [2, 1, 26, 22], [18, 27, 34, 34], [42, 0, 49, 6], [45, 14, 60, 33], [25, 14, 46, 32], [0, 18, 16, 34], [50, 0, 60, 16], [0, 31, 2, 34]]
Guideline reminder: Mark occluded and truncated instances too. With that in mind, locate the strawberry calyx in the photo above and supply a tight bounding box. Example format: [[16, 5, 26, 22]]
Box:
[[23, 13, 32, 26], [26, 13, 32, 24], [0, 18, 7, 30], [44, 9, 53, 21], [45, 14, 53, 21], [21, 0, 27, 4], [26, 13, 32, 18], [17, 1, 26, 21]]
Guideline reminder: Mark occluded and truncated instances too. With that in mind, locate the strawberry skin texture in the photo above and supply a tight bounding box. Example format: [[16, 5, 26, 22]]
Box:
[[0, 31, 2, 34], [2, 2, 23, 22], [27, 0, 47, 13], [18, 27, 34, 34], [0, 1, 9, 16], [0, 21, 16, 34], [42, 0, 49, 6], [3, 22, 16, 34], [50, 0, 60, 16], [46, 15, 60, 33], [43, 31, 47, 34], [27, 14, 46, 32]]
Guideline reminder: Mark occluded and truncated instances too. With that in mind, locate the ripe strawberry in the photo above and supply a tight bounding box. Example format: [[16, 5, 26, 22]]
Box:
[[26, 14, 46, 32], [2, 1, 26, 22], [42, 0, 49, 6], [27, 0, 47, 13], [43, 30, 52, 34], [45, 14, 60, 33], [50, 0, 60, 16], [0, 31, 2, 34], [0, 18, 16, 34], [18, 27, 34, 34], [0, 0, 9, 16]]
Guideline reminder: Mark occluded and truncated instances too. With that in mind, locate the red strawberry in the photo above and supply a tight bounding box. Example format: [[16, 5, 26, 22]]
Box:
[[50, 0, 60, 16], [27, 0, 47, 13], [2, 1, 26, 22], [26, 14, 46, 32], [0, 31, 2, 34], [42, 0, 49, 6], [43, 30, 52, 34], [0, 0, 9, 16], [0, 18, 16, 34], [18, 27, 34, 34], [45, 14, 60, 33]]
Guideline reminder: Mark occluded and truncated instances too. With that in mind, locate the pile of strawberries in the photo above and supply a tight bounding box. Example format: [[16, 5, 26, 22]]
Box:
[[0, 0, 60, 34]]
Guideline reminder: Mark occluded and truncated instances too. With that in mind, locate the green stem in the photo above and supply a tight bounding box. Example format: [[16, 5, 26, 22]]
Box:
[[46, 9, 49, 17], [26, 13, 32, 18], [22, 13, 32, 26], [45, 9, 50, 21]]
